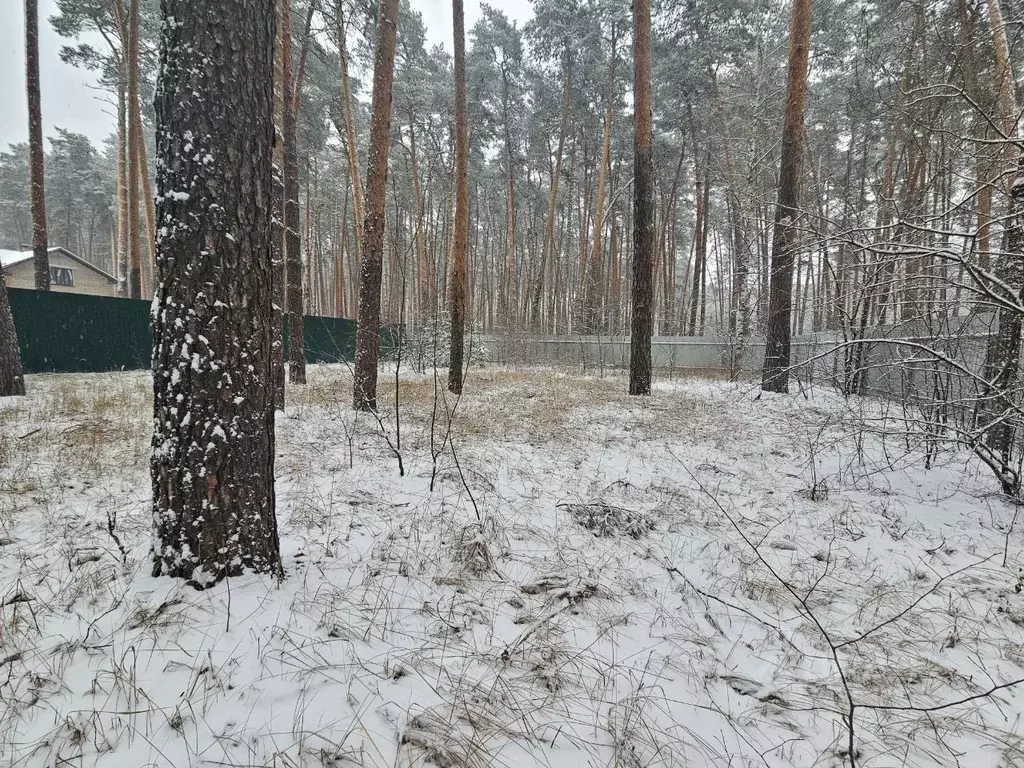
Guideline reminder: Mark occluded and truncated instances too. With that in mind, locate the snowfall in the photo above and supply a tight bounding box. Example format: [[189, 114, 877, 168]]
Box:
[[1, 365, 1023, 768]]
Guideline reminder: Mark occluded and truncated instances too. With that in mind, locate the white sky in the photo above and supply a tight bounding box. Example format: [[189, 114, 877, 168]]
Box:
[[0, 0, 534, 149]]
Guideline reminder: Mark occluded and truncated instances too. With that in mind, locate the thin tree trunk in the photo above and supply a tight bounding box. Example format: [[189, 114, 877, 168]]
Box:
[[532, 50, 571, 328], [25, 0, 49, 291], [982, 0, 1024, 474], [336, 181, 348, 316], [116, 83, 129, 295], [409, 117, 431, 321], [688, 166, 710, 335], [989, 0, 1018, 196], [337, 0, 364, 256], [134, 112, 157, 295], [126, 0, 142, 298], [761, 0, 813, 393], [292, 0, 316, 114], [583, 26, 617, 333], [282, 0, 306, 383], [352, 0, 399, 410], [629, 0, 654, 395], [270, 0, 286, 409], [448, 0, 470, 394]]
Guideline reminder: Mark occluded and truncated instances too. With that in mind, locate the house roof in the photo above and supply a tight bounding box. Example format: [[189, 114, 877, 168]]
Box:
[[1, 246, 118, 284], [0, 249, 32, 268]]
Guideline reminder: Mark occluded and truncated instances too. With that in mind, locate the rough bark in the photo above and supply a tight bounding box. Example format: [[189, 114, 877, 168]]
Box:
[[0, 274, 25, 396], [282, 0, 306, 384], [448, 0, 470, 395], [151, 0, 281, 586], [629, 0, 654, 396], [25, 0, 50, 291], [352, 0, 399, 411], [760, 0, 813, 393]]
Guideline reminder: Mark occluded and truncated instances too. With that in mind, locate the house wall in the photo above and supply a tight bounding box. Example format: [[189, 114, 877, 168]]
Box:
[[3, 252, 117, 297]]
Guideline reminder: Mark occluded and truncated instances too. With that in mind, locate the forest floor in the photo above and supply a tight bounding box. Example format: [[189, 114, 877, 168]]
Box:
[[1, 365, 1023, 768]]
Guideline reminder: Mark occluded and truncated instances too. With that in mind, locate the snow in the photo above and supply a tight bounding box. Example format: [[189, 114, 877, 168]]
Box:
[[1, 366, 1023, 767], [0, 249, 32, 269], [0, 246, 71, 269]]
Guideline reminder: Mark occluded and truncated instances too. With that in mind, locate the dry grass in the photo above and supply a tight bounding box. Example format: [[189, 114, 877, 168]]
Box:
[[1, 365, 1023, 768]]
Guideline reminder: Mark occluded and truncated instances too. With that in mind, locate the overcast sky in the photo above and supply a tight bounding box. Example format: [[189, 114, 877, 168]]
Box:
[[0, 0, 533, 149]]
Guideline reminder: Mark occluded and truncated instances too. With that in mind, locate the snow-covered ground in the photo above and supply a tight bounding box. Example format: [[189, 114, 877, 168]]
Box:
[[1, 365, 1023, 767]]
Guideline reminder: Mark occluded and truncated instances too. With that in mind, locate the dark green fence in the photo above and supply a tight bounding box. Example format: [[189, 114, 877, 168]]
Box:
[[8, 288, 368, 374]]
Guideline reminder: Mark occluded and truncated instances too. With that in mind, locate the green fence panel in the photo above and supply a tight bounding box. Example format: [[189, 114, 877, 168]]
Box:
[[282, 314, 359, 365], [9, 288, 151, 373], [7, 288, 383, 374]]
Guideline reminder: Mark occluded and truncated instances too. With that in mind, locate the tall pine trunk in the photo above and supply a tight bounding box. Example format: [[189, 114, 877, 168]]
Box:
[[25, 0, 49, 291], [583, 27, 618, 334], [448, 0, 470, 394], [116, 83, 129, 295], [270, 0, 287, 409], [151, 0, 281, 586], [337, 0, 364, 257], [134, 112, 157, 295], [761, 0, 813, 393], [352, 0, 399, 411], [980, 0, 1024, 481], [126, 0, 143, 299], [281, 0, 306, 384], [531, 50, 571, 329], [629, 0, 654, 395]]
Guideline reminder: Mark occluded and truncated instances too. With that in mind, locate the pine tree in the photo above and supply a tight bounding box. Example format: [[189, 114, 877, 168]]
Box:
[[25, 0, 50, 291], [281, 0, 306, 384], [761, 0, 813, 393], [352, 0, 399, 411], [448, 0, 470, 395], [151, 0, 281, 586], [125, 0, 142, 299], [629, 0, 654, 396], [0, 277, 24, 396]]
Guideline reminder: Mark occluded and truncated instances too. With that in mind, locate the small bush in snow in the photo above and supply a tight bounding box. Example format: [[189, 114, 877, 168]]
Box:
[[564, 503, 655, 539]]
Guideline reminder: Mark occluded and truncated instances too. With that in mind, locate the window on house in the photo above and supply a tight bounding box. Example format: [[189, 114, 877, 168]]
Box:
[[50, 266, 74, 287]]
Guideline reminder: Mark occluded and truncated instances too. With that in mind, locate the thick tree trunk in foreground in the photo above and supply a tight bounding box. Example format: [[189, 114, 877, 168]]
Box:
[[629, 0, 654, 396], [448, 0, 470, 395], [352, 0, 399, 410], [151, 0, 281, 587], [0, 276, 24, 396], [25, 0, 50, 291], [281, 0, 306, 384], [761, 0, 813, 393]]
